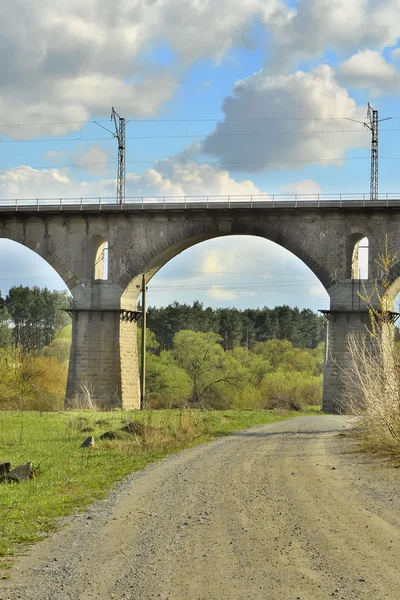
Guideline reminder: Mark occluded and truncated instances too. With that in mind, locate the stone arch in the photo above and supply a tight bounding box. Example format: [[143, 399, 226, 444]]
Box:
[[0, 228, 78, 290], [119, 225, 335, 303]]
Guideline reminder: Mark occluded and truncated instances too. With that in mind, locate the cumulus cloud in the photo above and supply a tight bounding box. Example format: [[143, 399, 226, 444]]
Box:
[[272, 0, 400, 69], [207, 285, 239, 301], [281, 179, 322, 196], [0, 0, 290, 138], [202, 65, 367, 172], [0, 159, 263, 201], [340, 50, 400, 93], [72, 145, 112, 176], [43, 151, 67, 162], [202, 252, 225, 274]]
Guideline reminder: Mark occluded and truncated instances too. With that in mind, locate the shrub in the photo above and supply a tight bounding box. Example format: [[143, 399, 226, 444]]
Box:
[[260, 371, 322, 411]]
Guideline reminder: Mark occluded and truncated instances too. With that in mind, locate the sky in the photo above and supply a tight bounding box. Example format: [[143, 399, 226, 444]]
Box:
[[0, 0, 398, 311]]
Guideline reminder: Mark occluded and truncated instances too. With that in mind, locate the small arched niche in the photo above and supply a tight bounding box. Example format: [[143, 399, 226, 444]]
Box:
[[352, 237, 369, 280], [91, 236, 109, 281]]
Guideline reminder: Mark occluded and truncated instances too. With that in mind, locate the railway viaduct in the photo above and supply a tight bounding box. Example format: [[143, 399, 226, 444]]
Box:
[[1, 195, 400, 413]]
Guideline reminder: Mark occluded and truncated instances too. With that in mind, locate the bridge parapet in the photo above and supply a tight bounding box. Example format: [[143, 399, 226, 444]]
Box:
[[1, 193, 400, 212]]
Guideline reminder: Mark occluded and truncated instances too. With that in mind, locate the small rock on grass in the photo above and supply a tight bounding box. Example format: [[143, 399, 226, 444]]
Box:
[[0, 462, 34, 483], [0, 462, 12, 475], [121, 422, 148, 436], [80, 436, 95, 448], [99, 431, 118, 441]]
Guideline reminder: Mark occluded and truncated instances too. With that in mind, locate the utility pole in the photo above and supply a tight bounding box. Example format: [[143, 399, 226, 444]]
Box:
[[111, 107, 126, 205], [365, 103, 379, 201], [346, 105, 391, 202], [94, 108, 127, 204], [140, 271, 146, 410]]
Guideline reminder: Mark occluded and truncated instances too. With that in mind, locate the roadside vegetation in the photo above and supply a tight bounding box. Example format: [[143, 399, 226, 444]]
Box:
[[0, 287, 324, 564], [0, 407, 319, 562], [344, 236, 400, 460]]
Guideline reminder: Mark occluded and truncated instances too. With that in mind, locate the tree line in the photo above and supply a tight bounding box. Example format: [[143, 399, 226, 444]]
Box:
[[0, 286, 71, 352], [142, 329, 324, 411], [147, 301, 325, 351]]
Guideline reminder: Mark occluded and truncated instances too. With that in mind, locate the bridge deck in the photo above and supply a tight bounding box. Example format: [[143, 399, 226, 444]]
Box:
[[1, 194, 400, 212]]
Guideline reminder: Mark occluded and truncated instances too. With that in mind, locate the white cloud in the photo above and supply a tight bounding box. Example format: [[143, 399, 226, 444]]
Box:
[[281, 179, 322, 196], [202, 252, 224, 274], [392, 48, 400, 60], [0, 159, 263, 201], [340, 50, 400, 93], [43, 151, 66, 162], [73, 145, 112, 176], [202, 65, 367, 172], [207, 285, 239, 301], [272, 0, 400, 69], [0, 0, 290, 138], [123, 158, 263, 200]]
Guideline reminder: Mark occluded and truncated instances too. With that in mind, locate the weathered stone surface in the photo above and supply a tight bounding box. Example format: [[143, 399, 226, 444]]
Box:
[[0, 462, 12, 475], [1, 462, 33, 483], [80, 436, 95, 448]]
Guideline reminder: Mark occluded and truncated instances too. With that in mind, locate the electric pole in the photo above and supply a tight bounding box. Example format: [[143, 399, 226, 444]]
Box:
[[365, 103, 379, 201], [346, 105, 391, 202], [111, 107, 126, 205], [94, 108, 127, 204], [140, 271, 147, 410]]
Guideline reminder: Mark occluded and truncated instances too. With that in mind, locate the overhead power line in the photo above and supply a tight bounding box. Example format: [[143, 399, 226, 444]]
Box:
[[2, 126, 400, 145], [5, 154, 400, 174], [2, 115, 400, 128]]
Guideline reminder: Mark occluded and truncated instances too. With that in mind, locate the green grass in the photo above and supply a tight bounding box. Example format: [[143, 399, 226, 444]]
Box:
[[0, 407, 319, 561]]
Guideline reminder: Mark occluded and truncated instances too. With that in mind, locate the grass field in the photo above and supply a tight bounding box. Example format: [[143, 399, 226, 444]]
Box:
[[0, 407, 320, 567]]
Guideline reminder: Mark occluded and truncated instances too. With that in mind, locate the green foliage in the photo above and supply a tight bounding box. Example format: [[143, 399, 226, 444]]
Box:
[[4, 286, 71, 352], [147, 302, 325, 350], [0, 306, 12, 349], [137, 327, 160, 354], [260, 371, 322, 411], [0, 347, 68, 411], [145, 352, 192, 408], [172, 330, 238, 405], [0, 287, 324, 412]]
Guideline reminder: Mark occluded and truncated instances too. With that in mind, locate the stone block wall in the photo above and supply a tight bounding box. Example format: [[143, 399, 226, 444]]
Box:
[[66, 310, 140, 410]]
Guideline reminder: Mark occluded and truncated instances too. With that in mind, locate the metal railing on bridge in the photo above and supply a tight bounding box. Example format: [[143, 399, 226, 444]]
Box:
[[1, 193, 400, 211]]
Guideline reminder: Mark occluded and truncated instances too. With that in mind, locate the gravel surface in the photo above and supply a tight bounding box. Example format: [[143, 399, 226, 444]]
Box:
[[2, 415, 400, 600]]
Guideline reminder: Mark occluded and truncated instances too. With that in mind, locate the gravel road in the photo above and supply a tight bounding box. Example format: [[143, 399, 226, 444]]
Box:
[[3, 415, 400, 600]]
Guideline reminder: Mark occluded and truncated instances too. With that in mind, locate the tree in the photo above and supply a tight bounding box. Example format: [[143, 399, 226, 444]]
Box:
[[145, 352, 192, 408], [172, 330, 237, 404], [6, 286, 71, 352], [0, 304, 12, 349], [147, 302, 325, 351], [217, 309, 243, 350]]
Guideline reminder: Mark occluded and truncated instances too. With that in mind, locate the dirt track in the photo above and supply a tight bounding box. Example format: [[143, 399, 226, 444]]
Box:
[[3, 415, 400, 600]]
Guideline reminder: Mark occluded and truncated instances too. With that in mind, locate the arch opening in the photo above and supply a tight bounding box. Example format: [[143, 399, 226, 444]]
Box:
[[120, 230, 333, 306], [91, 237, 109, 281], [0, 239, 71, 408], [351, 237, 369, 280], [129, 235, 329, 410]]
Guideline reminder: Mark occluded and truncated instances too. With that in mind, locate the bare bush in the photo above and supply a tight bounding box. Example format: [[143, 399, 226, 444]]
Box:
[[342, 235, 400, 447], [66, 381, 99, 411]]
